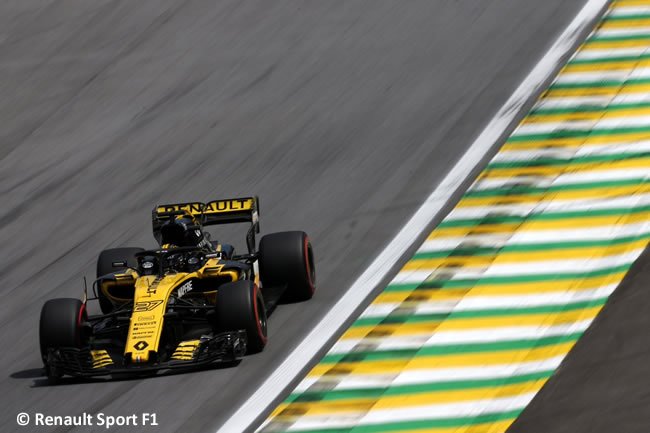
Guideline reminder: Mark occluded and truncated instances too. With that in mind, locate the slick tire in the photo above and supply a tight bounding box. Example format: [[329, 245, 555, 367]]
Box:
[[96, 247, 144, 314], [259, 231, 315, 302], [216, 280, 267, 354], [39, 298, 86, 364]]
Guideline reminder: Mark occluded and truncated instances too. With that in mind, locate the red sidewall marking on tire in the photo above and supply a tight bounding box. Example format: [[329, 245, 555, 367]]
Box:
[[77, 303, 87, 346], [253, 285, 267, 344], [304, 236, 315, 295]]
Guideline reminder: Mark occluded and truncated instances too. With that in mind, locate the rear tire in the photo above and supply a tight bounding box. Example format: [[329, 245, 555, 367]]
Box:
[[96, 247, 144, 314], [259, 231, 315, 302], [39, 298, 86, 364], [215, 280, 267, 354]]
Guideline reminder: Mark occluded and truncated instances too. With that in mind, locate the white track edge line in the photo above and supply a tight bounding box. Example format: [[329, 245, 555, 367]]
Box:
[[217, 1, 611, 432]]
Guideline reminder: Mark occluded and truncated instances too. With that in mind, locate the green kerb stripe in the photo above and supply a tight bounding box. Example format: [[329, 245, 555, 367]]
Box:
[[507, 126, 650, 142], [286, 370, 554, 404]]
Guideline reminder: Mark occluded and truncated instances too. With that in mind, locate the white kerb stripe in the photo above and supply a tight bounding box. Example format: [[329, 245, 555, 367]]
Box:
[[535, 93, 650, 110], [594, 27, 650, 38], [573, 46, 650, 60], [554, 67, 650, 83]]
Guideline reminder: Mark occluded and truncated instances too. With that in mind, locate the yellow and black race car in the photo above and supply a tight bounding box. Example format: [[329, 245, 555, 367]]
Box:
[[39, 196, 315, 382]]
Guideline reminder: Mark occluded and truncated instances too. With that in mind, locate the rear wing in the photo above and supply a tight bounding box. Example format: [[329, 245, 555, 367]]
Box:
[[152, 196, 260, 253]]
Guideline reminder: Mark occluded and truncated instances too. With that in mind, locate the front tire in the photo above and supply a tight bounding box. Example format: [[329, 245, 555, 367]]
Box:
[[39, 298, 86, 364], [96, 247, 144, 314], [215, 280, 267, 354], [259, 231, 315, 302]]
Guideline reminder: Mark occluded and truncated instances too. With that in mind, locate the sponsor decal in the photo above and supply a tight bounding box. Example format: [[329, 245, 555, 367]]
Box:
[[134, 321, 155, 326], [204, 199, 253, 213], [133, 341, 149, 351], [159, 202, 203, 214], [177, 280, 193, 298], [158, 199, 253, 215], [131, 331, 155, 338], [141, 284, 158, 299], [133, 300, 164, 312]]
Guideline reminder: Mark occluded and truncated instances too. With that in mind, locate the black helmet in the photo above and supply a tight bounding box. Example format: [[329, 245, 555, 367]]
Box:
[[160, 217, 204, 247]]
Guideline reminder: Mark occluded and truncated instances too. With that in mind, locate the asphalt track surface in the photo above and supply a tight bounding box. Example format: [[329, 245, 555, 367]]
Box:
[[0, 1, 591, 432], [508, 243, 650, 433]]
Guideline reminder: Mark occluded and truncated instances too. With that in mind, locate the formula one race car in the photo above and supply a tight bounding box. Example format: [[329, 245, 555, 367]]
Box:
[[39, 196, 315, 381]]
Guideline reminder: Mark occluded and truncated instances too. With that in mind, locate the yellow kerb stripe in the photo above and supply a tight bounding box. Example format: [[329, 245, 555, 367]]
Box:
[[308, 341, 576, 376], [612, 0, 650, 6]]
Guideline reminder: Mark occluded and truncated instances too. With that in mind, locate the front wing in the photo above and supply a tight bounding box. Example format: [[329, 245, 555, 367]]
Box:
[[44, 331, 247, 378]]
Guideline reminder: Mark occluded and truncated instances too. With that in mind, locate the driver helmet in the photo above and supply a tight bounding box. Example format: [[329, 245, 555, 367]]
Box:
[[160, 217, 204, 247]]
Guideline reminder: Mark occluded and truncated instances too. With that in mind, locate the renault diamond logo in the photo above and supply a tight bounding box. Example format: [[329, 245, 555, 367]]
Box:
[[133, 341, 149, 351]]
